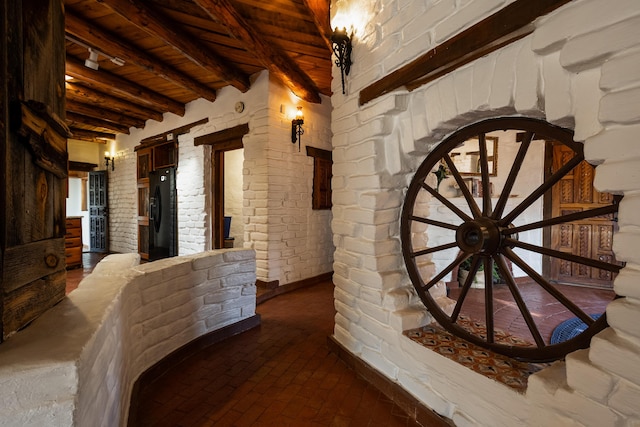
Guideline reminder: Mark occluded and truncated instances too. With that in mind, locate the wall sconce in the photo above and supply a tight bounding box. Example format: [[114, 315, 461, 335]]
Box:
[[330, 27, 352, 95], [291, 106, 304, 151], [105, 151, 114, 171]]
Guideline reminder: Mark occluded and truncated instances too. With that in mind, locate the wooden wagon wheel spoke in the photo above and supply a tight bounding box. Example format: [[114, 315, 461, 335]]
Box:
[[506, 238, 622, 273], [420, 182, 472, 222], [492, 132, 532, 220], [423, 251, 469, 290], [500, 154, 583, 226], [443, 154, 482, 219], [450, 255, 481, 322], [409, 215, 460, 230], [478, 134, 493, 217], [503, 247, 595, 326], [503, 204, 618, 235], [401, 117, 619, 362], [412, 242, 459, 258], [494, 253, 545, 348]]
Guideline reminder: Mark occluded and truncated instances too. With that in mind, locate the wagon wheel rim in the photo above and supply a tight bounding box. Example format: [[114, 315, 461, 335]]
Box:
[[401, 117, 621, 362]]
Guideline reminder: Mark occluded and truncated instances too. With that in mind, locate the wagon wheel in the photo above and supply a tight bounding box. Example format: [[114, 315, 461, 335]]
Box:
[[401, 118, 622, 362]]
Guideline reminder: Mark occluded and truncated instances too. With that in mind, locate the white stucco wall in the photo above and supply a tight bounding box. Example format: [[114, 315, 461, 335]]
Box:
[[330, 0, 640, 425], [109, 71, 334, 285]]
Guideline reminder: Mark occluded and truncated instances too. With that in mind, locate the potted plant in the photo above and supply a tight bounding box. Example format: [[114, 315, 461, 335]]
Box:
[[457, 256, 502, 288]]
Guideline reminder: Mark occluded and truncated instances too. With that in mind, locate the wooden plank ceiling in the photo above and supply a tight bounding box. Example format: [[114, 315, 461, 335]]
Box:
[[64, 0, 332, 142]]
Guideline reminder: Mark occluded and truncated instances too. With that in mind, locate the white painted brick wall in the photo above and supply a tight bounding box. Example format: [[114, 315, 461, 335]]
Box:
[[111, 71, 334, 285], [0, 250, 256, 427], [331, 0, 640, 425]]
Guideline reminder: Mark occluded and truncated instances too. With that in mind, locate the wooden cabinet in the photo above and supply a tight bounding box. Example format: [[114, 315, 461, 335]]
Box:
[[65, 217, 83, 269]]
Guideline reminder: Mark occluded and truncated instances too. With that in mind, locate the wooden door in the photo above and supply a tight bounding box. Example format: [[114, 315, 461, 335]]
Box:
[[549, 144, 618, 288], [0, 0, 67, 341], [89, 171, 109, 253]]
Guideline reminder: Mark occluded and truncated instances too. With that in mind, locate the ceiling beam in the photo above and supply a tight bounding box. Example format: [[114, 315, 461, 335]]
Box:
[[69, 127, 115, 143], [66, 82, 164, 123], [66, 112, 131, 134], [96, 0, 251, 92], [65, 56, 185, 117], [301, 0, 332, 51], [65, 10, 218, 102], [66, 99, 146, 129], [194, 0, 321, 103]]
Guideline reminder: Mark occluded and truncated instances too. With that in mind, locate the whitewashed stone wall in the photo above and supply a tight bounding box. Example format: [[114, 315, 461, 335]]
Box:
[[0, 250, 256, 427], [331, 0, 640, 425], [108, 149, 138, 254], [112, 71, 334, 285]]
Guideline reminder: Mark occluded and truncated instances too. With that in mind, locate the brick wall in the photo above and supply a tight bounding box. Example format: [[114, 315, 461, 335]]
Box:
[[330, 0, 640, 425], [112, 71, 334, 285]]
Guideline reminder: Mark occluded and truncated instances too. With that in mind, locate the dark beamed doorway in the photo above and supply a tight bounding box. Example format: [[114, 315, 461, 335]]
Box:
[[194, 123, 249, 249]]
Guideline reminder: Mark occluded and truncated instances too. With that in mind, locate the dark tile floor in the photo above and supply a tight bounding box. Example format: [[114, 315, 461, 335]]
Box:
[[131, 281, 420, 427]]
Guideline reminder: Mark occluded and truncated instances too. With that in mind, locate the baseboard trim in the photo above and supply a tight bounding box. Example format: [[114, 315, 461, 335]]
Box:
[[327, 335, 455, 427], [128, 314, 261, 426], [256, 272, 333, 305]]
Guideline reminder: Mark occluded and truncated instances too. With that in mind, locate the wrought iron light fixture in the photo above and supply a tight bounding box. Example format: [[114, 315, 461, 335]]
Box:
[[105, 151, 114, 171], [330, 27, 352, 95], [291, 106, 304, 151]]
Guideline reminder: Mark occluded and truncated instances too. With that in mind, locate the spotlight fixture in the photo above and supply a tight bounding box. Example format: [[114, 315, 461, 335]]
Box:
[[105, 151, 115, 171], [330, 27, 352, 95], [291, 106, 304, 151], [85, 48, 100, 70]]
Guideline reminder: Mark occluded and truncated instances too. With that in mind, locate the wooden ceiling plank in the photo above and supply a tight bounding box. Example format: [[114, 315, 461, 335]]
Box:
[[66, 82, 164, 122], [301, 0, 332, 51], [66, 56, 186, 116], [194, 0, 321, 103], [96, 0, 251, 92], [66, 99, 146, 129], [66, 111, 131, 134], [66, 9, 218, 102], [69, 127, 115, 143]]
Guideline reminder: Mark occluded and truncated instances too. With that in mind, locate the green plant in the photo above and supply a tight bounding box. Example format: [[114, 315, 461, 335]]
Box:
[[459, 256, 502, 283]]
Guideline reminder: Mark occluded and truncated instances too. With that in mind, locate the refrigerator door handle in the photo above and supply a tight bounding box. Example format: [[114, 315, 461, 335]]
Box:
[[152, 185, 162, 232]]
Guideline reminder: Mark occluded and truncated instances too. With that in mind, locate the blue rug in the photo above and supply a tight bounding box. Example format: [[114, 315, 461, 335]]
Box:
[[550, 314, 601, 344]]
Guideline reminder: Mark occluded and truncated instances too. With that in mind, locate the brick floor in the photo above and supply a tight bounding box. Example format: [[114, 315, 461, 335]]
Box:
[[131, 281, 420, 427]]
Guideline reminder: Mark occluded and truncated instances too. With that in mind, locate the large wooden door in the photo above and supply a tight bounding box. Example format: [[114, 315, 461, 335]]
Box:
[[89, 171, 108, 252], [0, 0, 67, 341], [549, 144, 618, 288]]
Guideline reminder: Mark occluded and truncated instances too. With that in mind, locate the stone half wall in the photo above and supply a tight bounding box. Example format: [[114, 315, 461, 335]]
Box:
[[0, 250, 256, 427], [330, 0, 640, 425]]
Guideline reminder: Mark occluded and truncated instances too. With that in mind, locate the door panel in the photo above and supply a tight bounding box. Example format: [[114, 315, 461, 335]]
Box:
[[89, 171, 108, 253], [550, 144, 618, 288]]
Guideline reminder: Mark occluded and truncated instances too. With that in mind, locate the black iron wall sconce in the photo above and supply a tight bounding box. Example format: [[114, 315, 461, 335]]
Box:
[[330, 27, 352, 95], [291, 106, 304, 151], [105, 151, 115, 171]]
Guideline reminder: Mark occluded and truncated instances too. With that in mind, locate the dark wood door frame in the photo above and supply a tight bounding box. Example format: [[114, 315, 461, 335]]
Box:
[[194, 123, 248, 249]]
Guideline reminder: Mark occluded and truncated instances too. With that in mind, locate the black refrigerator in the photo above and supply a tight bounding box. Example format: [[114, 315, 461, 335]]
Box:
[[149, 166, 177, 261]]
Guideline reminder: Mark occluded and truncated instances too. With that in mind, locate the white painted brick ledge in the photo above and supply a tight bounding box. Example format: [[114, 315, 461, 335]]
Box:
[[0, 250, 256, 427]]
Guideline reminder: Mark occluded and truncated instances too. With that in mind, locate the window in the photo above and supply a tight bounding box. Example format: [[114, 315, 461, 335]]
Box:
[[306, 147, 332, 210]]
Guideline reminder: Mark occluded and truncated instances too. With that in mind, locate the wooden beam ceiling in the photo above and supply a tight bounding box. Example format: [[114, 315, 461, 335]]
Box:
[[194, 0, 321, 103], [63, 0, 331, 137], [65, 9, 218, 102], [69, 127, 115, 143], [96, 0, 251, 92], [65, 57, 185, 117]]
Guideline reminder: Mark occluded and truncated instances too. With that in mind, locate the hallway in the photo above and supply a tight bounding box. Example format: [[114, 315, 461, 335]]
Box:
[[130, 281, 421, 426]]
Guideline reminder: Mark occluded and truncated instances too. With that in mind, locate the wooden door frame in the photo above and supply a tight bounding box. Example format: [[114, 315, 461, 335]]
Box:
[[194, 123, 248, 249]]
